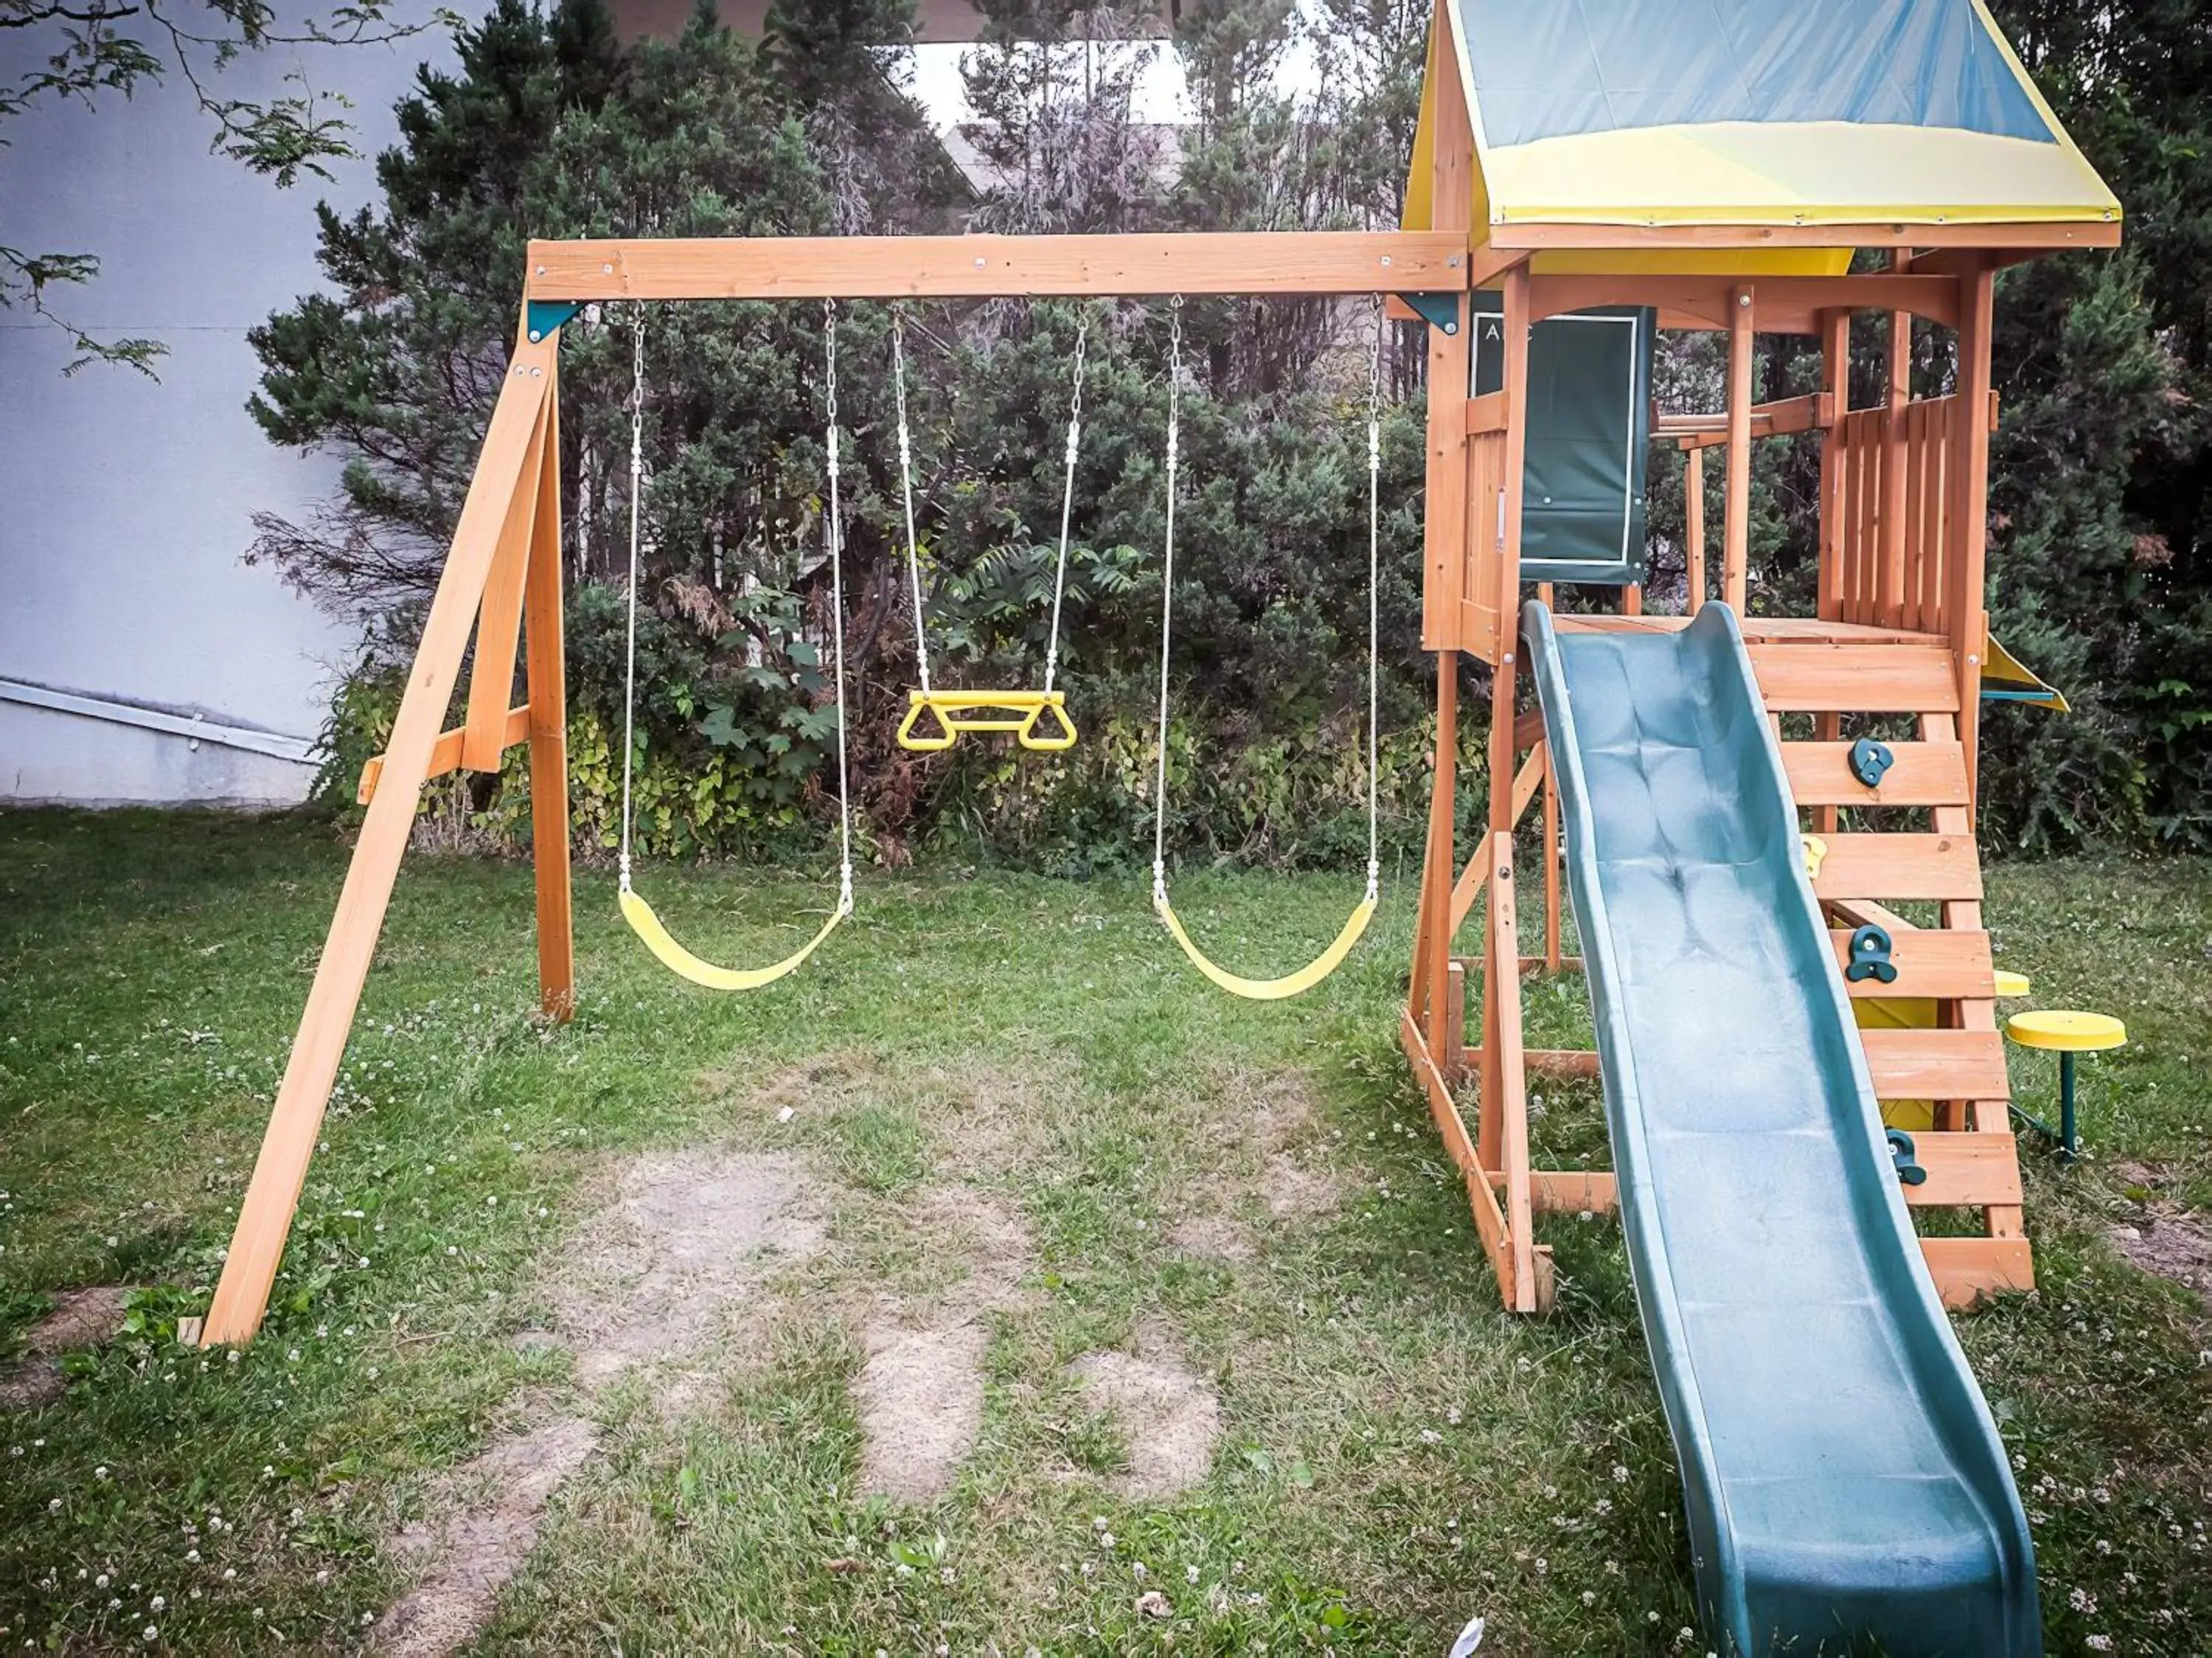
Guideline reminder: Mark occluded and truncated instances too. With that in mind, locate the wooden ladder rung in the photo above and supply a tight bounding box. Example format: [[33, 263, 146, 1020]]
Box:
[[1829, 927, 1994, 998], [1921, 1236, 2035, 1307], [1812, 833, 1984, 902], [1896, 1131, 2024, 1207], [1783, 740, 1969, 807], [1752, 643, 1960, 712], [1861, 1027, 2011, 1101]]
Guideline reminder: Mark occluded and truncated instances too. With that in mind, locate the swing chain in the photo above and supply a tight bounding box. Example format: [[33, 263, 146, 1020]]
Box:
[[1043, 314, 1089, 694]]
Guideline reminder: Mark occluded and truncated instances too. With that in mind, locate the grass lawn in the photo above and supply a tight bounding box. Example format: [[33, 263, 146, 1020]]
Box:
[[1, 808, 2209, 1654]]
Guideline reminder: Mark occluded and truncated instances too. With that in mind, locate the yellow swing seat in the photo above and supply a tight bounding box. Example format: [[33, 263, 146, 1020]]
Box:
[[619, 883, 849, 991], [1154, 890, 1377, 1002], [897, 688, 1077, 752]]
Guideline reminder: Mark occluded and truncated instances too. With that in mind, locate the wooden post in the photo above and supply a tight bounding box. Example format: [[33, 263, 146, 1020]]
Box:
[[1876, 251, 1912, 628], [1419, 0, 1475, 651], [1723, 283, 1755, 612], [198, 341, 557, 1345], [1489, 265, 1531, 833], [460, 413, 549, 771], [1947, 259, 1996, 807], [524, 361, 575, 1020], [1422, 656, 1458, 1053], [1815, 308, 1851, 622], [1685, 447, 1706, 613]]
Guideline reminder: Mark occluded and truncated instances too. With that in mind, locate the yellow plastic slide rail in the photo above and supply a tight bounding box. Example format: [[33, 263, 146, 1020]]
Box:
[[618, 882, 850, 991], [897, 688, 1077, 752], [1153, 887, 1377, 1002]]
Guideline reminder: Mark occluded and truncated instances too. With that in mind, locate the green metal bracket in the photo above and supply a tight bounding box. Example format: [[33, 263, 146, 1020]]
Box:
[[1848, 736, 1894, 789], [1401, 292, 1460, 336], [525, 301, 585, 345], [1885, 1128, 1927, 1187], [1843, 923, 1898, 985]]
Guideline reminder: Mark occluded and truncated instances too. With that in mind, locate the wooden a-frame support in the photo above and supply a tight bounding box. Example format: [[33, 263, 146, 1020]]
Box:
[[196, 334, 574, 1345], [193, 232, 1476, 1343]]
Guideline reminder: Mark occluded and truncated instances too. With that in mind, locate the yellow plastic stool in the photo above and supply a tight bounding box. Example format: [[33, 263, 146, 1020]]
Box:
[[1993, 968, 2032, 997], [2006, 1010, 2126, 1161]]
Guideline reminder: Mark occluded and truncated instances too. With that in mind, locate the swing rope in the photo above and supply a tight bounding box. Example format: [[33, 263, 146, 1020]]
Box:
[[1149, 295, 1384, 1001], [891, 306, 1082, 751], [616, 299, 854, 991]]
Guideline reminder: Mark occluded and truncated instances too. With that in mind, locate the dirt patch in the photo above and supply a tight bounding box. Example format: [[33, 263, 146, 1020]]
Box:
[[1068, 1332, 1221, 1500], [1263, 1156, 1341, 1221], [852, 1185, 1034, 1503], [379, 1151, 829, 1654], [375, 1416, 601, 1657], [710, 1052, 883, 1123], [2, 1286, 133, 1412], [553, 1149, 826, 1387], [855, 1322, 992, 1502], [2111, 1213, 2212, 1302], [1169, 1212, 1254, 1262]]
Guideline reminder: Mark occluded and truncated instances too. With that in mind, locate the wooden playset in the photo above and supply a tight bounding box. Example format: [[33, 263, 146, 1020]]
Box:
[[198, 0, 2118, 1370]]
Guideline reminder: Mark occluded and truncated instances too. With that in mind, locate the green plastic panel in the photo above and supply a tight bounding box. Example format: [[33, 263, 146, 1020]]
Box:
[[1473, 294, 1654, 586]]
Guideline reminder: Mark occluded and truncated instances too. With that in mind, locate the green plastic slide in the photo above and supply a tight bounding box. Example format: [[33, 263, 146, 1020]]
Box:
[[1520, 600, 2039, 1656]]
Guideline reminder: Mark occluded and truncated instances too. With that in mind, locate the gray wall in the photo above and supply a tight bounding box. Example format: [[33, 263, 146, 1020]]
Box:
[[0, 17, 454, 806]]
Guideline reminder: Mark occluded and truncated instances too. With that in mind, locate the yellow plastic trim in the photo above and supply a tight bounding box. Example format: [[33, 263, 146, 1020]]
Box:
[[896, 689, 1077, 752], [1994, 968, 2033, 998], [2006, 1009, 2127, 1053], [1155, 894, 1376, 1002], [619, 884, 847, 991]]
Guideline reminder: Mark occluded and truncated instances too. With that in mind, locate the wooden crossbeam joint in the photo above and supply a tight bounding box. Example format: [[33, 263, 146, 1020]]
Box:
[[357, 705, 531, 804]]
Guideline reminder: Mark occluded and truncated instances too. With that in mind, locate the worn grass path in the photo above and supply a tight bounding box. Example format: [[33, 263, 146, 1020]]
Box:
[[1, 809, 2208, 1654]]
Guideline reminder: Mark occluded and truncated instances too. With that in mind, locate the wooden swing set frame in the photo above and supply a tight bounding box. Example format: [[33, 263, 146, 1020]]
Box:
[[195, 4, 2115, 1343]]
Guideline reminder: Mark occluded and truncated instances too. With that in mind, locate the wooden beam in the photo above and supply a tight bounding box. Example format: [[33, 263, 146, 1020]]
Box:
[[1534, 274, 1955, 330], [459, 401, 548, 771], [201, 340, 557, 1345], [524, 360, 575, 1021], [1685, 446, 1705, 613], [1862, 1027, 2011, 1101], [1921, 1236, 2034, 1305], [1422, 651, 1460, 1052], [1464, 391, 1509, 435], [1484, 833, 1540, 1312], [1894, 1131, 2025, 1208], [1488, 263, 1531, 829], [1948, 260, 1996, 807], [1722, 283, 1753, 611], [526, 232, 1470, 302], [1816, 308, 1851, 622], [1402, 1010, 1520, 1305], [1487, 219, 2119, 253], [1779, 739, 1969, 807], [1812, 832, 1985, 903], [357, 705, 530, 805], [1488, 1168, 1617, 1214], [1657, 391, 1834, 443], [1750, 643, 1960, 712]]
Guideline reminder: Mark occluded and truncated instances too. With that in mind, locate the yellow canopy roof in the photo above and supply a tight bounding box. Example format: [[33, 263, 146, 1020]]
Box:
[[1405, 0, 2120, 275]]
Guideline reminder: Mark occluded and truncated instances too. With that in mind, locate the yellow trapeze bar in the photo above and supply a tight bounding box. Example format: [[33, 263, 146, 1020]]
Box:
[[619, 884, 847, 991], [897, 688, 1077, 752], [1155, 894, 1377, 1001]]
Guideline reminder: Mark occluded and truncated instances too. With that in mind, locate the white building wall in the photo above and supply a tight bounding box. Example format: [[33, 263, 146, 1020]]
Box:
[[0, 17, 456, 806]]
